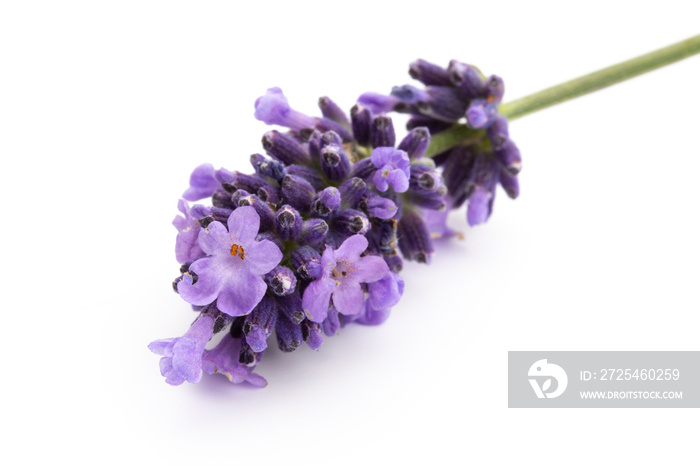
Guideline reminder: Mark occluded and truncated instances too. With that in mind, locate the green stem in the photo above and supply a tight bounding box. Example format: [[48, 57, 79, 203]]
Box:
[[425, 33, 700, 158]]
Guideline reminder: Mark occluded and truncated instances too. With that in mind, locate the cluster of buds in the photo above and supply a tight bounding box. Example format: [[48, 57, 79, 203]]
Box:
[[150, 87, 451, 386], [359, 59, 521, 226]]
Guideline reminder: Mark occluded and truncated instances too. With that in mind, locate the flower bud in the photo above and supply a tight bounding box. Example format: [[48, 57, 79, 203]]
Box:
[[312, 187, 341, 217], [370, 115, 396, 148], [302, 320, 324, 350], [286, 164, 324, 191], [274, 204, 303, 240], [211, 189, 236, 209], [277, 291, 305, 324], [493, 139, 521, 175], [250, 153, 287, 182], [290, 245, 323, 281], [409, 59, 452, 86], [237, 193, 275, 231], [280, 174, 316, 212], [333, 209, 370, 236], [257, 185, 281, 204], [318, 96, 351, 130], [298, 218, 329, 245], [486, 116, 509, 150], [448, 60, 485, 99], [442, 146, 477, 208], [339, 177, 368, 207], [221, 171, 269, 194], [417, 86, 468, 122], [498, 169, 520, 199], [244, 295, 278, 353], [397, 210, 434, 264], [276, 313, 303, 352], [264, 266, 297, 296], [485, 75, 505, 104], [320, 144, 351, 181], [397, 127, 431, 159], [350, 104, 371, 146], [262, 130, 311, 165]]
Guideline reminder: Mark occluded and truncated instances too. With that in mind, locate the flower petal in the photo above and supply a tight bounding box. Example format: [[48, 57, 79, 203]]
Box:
[[245, 239, 283, 275], [334, 235, 368, 263], [148, 339, 174, 357], [227, 205, 260, 245], [177, 257, 224, 306], [373, 170, 390, 192], [183, 163, 219, 201], [353, 255, 390, 284], [302, 278, 334, 322], [368, 272, 403, 309], [217, 273, 267, 316], [332, 282, 365, 316], [176, 227, 203, 263], [387, 168, 409, 193], [171, 337, 204, 383], [197, 221, 231, 256]]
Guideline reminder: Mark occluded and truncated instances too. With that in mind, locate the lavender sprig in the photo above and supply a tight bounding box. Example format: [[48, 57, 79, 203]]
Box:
[[151, 33, 700, 388]]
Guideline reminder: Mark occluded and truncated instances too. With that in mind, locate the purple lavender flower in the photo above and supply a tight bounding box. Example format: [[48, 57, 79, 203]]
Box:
[[173, 199, 204, 263], [201, 333, 267, 387], [148, 313, 215, 386], [183, 163, 220, 202], [370, 147, 410, 193], [356, 92, 401, 114], [254, 87, 317, 131], [302, 235, 389, 322], [356, 272, 405, 326], [177, 206, 283, 316], [466, 98, 498, 129], [423, 200, 462, 240]]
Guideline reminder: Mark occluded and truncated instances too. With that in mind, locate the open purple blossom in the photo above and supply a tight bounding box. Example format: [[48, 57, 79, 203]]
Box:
[[148, 313, 215, 386], [183, 163, 220, 202], [302, 235, 389, 322], [173, 199, 204, 263], [254, 87, 316, 131], [177, 206, 283, 316], [370, 147, 410, 193], [202, 333, 267, 387]]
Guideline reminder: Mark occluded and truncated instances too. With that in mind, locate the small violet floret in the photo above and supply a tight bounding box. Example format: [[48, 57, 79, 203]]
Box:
[[254, 87, 316, 130], [302, 235, 389, 322], [177, 206, 283, 316], [148, 313, 215, 386], [370, 147, 411, 193], [202, 333, 267, 387], [183, 163, 220, 202]]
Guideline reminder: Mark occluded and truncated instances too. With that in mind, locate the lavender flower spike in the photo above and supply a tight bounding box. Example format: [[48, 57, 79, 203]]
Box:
[[254, 87, 316, 131], [302, 235, 389, 322], [177, 206, 283, 316], [148, 313, 215, 386], [370, 147, 411, 193]]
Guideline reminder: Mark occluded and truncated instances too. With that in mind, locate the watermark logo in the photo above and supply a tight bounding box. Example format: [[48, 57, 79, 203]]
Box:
[[528, 359, 568, 399]]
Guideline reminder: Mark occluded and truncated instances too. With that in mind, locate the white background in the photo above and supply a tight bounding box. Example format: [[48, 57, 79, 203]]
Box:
[[2, 1, 699, 464]]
